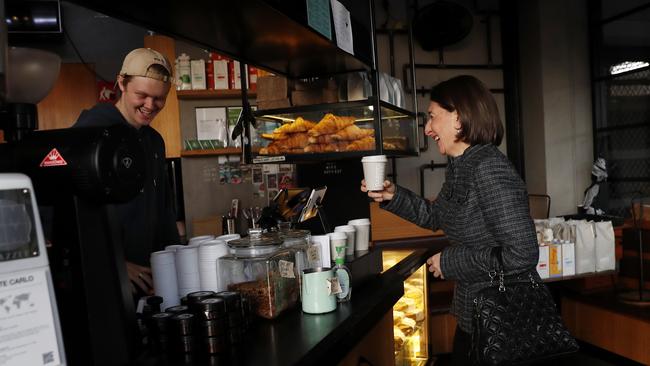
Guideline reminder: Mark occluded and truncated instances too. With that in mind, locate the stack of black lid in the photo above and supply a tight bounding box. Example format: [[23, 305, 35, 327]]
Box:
[[215, 291, 246, 344], [141, 290, 253, 357], [194, 297, 227, 354]]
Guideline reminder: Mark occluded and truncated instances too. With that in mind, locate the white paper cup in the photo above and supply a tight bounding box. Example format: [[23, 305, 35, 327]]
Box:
[[328, 231, 347, 262], [348, 218, 371, 251], [188, 235, 214, 246], [361, 155, 388, 191], [334, 225, 356, 255]]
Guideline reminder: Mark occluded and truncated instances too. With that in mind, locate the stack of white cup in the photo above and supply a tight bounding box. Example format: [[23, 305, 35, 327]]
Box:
[[175, 246, 201, 297], [198, 239, 228, 292], [348, 218, 371, 251], [217, 234, 241, 247], [188, 235, 214, 246], [150, 250, 179, 310], [164, 244, 185, 252], [328, 231, 348, 263], [334, 225, 356, 255]]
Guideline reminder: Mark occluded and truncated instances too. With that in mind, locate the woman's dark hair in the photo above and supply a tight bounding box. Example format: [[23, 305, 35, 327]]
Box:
[[429, 75, 503, 146]]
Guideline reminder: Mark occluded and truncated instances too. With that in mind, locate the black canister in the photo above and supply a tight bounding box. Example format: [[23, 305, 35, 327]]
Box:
[[204, 336, 227, 354], [187, 291, 216, 305], [227, 311, 243, 328], [180, 296, 188, 305], [241, 296, 254, 330], [199, 318, 228, 338], [147, 312, 174, 336], [166, 305, 190, 314], [215, 291, 242, 313], [195, 297, 227, 320], [171, 313, 195, 336], [146, 296, 164, 312], [228, 326, 243, 344], [176, 335, 197, 354]]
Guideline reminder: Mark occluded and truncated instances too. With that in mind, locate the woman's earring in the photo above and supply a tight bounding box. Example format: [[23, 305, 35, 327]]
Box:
[[455, 127, 462, 136]]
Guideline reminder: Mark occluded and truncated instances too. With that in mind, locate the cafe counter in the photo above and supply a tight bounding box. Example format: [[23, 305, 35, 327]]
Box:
[[131, 245, 440, 366]]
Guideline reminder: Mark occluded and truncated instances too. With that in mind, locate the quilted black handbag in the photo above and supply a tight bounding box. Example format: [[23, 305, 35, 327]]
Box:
[[471, 247, 579, 365]]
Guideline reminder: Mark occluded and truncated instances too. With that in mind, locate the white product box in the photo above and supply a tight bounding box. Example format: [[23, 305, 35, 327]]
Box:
[[549, 243, 562, 278], [537, 245, 549, 279], [190, 59, 206, 90], [562, 241, 576, 276], [213, 59, 229, 90]]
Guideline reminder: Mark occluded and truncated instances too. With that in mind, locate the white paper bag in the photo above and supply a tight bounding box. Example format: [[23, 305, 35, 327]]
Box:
[[594, 221, 616, 272], [571, 220, 596, 274]]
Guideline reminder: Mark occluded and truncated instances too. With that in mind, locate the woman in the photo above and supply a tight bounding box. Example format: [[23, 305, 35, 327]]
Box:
[[362, 75, 539, 365]]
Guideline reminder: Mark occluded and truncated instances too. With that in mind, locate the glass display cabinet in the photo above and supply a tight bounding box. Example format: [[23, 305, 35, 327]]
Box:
[[251, 97, 418, 163], [383, 250, 430, 366]]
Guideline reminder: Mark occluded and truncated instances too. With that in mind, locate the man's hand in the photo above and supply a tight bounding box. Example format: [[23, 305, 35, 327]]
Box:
[[426, 253, 444, 279], [126, 261, 154, 295]]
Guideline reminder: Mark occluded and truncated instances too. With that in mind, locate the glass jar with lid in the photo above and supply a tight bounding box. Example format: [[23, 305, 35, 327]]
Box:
[[278, 226, 321, 270], [218, 229, 299, 319]]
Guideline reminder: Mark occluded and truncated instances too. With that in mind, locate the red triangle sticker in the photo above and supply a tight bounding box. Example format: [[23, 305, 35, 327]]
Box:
[[40, 148, 68, 167]]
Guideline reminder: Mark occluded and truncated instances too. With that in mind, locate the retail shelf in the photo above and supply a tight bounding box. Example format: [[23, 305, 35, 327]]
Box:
[[68, 0, 372, 78], [176, 89, 256, 100], [181, 147, 259, 157]]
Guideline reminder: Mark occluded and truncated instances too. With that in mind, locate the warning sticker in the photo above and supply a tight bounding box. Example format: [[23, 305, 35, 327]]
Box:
[[39, 148, 67, 167]]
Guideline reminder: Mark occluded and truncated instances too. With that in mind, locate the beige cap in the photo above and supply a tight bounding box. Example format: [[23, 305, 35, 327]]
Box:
[[119, 48, 172, 82]]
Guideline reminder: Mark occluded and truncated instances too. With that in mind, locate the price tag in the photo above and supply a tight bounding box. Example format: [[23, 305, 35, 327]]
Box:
[[278, 260, 295, 278], [307, 245, 321, 265], [328, 277, 342, 295]]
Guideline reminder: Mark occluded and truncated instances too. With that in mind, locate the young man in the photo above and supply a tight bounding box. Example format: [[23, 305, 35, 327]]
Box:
[[74, 48, 180, 294]]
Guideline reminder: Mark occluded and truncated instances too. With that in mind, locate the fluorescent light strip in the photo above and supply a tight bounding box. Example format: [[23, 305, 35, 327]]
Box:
[[610, 61, 649, 75]]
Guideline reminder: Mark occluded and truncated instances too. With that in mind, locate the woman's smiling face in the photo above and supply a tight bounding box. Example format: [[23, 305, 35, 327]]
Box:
[[424, 101, 469, 157]]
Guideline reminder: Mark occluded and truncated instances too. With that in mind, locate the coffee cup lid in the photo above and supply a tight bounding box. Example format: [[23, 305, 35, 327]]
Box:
[[328, 231, 347, 240], [334, 225, 355, 232], [361, 155, 387, 163]]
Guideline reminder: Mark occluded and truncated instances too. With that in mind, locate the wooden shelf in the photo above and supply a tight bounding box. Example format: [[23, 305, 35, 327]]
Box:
[[543, 270, 616, 283], [181, 147, 260, 157], [176, 89, 256, 100]]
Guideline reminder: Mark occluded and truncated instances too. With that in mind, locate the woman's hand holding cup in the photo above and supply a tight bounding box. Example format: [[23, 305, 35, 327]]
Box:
[[361, 179, 395, 202]]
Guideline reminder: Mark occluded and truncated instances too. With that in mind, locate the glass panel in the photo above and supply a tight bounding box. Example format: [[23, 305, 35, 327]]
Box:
[[0, 188, 39, 262], [253, 101, 417, 157], [601, 0, 650, 20], [595, 7, 650, 78], [383, 250, 429, 366]]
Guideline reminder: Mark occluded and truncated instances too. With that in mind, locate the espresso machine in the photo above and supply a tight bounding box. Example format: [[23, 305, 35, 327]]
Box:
[[0, 124, 146, 366]]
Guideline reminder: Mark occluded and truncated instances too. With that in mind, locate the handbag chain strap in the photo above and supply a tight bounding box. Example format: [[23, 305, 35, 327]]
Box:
[[489, 246, 538, 292]]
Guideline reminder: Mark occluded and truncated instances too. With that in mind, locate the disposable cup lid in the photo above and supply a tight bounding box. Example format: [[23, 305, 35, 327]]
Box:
[[328, 231, 347, 240], [361, 155, 387, 163], [334, 225, 355, 232], [348, 218, 370, 225]]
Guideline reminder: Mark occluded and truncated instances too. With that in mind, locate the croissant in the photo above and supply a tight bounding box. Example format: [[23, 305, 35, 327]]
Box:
[[308, 134, 336, 144], [259, 143, 282, 155], [345, 136, 375, 151], [331, 125, 374, 141], [274, 117, 317, 135], [308, 114, 356, 137], [274, 132, 309, 149], [261, 132, 288, 140], [304, 141, 349, 153]]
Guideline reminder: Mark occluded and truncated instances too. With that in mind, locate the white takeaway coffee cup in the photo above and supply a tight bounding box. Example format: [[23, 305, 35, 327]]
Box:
[[361, 155, 388, 191], [348, 218, 371, 251]]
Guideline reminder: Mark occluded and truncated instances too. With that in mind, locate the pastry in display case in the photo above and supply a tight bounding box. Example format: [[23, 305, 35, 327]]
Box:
[[383, 251, 429, 366], [253, 100, 418, 161]]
